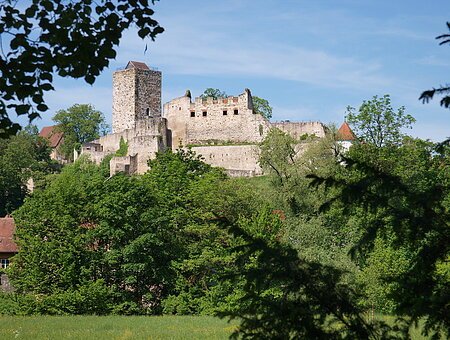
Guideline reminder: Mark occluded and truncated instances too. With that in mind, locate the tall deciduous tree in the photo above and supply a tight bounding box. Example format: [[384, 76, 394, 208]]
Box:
[[53, 104, 109, 161], [0, 127, 56, 216], [0, 0, 164, 137], [345, 94, 415, 148], [200, 88, 228, 99], [252, 96, 273, 120]]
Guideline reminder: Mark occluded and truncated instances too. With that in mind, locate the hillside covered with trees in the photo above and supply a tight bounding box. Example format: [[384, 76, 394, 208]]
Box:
[[1, 96, 448, 339]]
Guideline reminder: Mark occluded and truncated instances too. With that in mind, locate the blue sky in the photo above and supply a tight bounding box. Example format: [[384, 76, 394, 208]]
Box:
[[34, 0, 450, 141]]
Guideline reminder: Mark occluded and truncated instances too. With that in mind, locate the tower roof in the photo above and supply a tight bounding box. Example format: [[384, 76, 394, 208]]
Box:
[[126, 61, 150, 70], [336, 122, 356, 141]]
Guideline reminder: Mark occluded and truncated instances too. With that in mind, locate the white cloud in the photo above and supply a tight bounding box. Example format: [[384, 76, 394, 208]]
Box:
[[117, 31, 392, 94], [414, 56, 450, 68], [29, 81, 112, 129]]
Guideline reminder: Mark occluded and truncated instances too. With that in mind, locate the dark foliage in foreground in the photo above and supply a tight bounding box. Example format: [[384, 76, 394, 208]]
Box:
[[308, 141, 450, 339], [218, 211, 400, 339]]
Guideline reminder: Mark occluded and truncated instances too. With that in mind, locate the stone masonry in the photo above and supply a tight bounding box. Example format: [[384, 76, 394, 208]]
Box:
[[81, 61, 167, 175], [112, 61, 162, 133], [164, 89, 271, 147], [81, 61, 327, 177]]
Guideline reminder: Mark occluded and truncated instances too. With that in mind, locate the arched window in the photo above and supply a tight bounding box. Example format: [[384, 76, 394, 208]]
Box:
[[146, 108, 150, 116]]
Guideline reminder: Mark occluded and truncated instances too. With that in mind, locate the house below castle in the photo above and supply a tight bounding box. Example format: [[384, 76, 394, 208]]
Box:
[[0, 217, 17, 292], [80, 61, 327, 176], [39, 125, 67, 163]]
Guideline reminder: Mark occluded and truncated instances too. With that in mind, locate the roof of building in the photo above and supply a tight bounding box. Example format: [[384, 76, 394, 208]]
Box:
[[39, 125, 64, 148], [336, 122, 356, 141], [126, 61, 150, 70], [0, 217, 18, 253]]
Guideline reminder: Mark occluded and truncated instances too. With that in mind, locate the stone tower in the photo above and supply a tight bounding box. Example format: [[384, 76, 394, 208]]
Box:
[[112, 61, 162, 133]]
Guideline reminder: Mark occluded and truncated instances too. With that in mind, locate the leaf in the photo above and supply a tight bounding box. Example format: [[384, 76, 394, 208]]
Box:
[[85, 74, 96, 85], [41, 83, 54, 91], [36, 103, 48, 111], [16, 104, 30, 115], [137, 28, 150, 39]]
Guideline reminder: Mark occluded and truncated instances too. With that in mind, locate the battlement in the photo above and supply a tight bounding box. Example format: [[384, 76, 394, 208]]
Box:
[[192, 88, 253, 109], [164, 88, 268, 147]]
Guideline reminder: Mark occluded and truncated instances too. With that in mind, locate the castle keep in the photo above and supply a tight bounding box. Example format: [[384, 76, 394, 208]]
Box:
[[81, 61, 326, 176]]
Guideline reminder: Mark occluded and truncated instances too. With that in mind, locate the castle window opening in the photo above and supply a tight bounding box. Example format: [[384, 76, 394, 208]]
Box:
[[190, 111, 195, 117], [202, 111, 207, 117], [223, 110, 227, 115], [146, 108, 150, 115], [234, 109, 239, 115]]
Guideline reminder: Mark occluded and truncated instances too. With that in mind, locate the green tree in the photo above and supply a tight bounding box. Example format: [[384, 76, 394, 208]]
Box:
[[258, 126, 360, 287], [200, 88, 227, 99], [220, 209, 395, 339], [9, 149, 255, 315], [114, 137, 128, 157], [309, 137, 450, 338], [0, 127, 56, 216], [0, 0, 164, 137], [252, 96, 273, 120], [258, 128, 299, 185], [345, 94, 415, 148], [53, 104, 109, 161], [357, 233, 412, 314]]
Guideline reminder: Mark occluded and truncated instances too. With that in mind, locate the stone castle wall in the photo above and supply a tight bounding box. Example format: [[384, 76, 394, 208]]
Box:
[[82, 118, 168, 174], [163, 96, 191, 148], [164, 89, 271, 149], [191, 145, 262, 177], [112, 67, 162, 133], [271, 121, 327, 139]]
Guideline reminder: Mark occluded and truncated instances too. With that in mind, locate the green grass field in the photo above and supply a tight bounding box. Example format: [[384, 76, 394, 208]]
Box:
[[0, 315, 237, 340], [0, 315, 435, 340]]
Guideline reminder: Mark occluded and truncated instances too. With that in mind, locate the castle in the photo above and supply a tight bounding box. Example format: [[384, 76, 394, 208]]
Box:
[[80, 61, 327, 176]]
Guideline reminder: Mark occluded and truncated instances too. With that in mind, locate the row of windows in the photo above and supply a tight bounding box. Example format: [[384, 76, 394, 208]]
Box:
[[190, 109, 239, 117], [1, 259, 10, 269]]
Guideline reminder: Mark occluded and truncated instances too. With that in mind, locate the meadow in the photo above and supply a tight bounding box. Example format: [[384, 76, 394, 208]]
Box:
[[0, 315, 433, 340], [0, 315, 237, 340]]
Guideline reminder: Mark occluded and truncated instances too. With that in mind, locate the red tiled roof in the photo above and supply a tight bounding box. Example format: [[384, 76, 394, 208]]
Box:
[[0, 217, 18, 253], [39, 125, 64, 148], [126, 61, 150, 70], [336, 122, 356, 141]]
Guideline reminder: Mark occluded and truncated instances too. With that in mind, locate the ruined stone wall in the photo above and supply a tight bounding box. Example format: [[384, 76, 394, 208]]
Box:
[[82, 117, 167, 174], [0, 273, 14, 292], [112, 67, 162, 133], [163, 96, 191, 149], [109, 155, 138, 177], [129, 118, 168, 173], [164, 90, 271, 148], [191, 145, 262, 177], [271, 121, 327, 139]]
